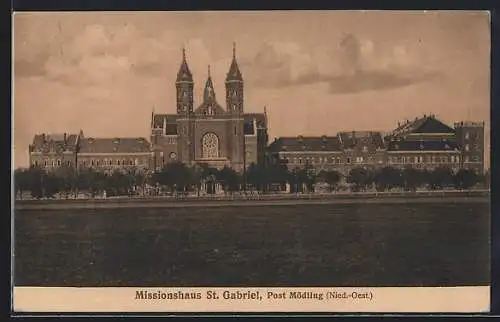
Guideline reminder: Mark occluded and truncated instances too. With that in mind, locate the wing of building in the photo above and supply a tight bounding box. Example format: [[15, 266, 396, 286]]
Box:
[[29, 133, 79, 169], [268, 115, 485, 175]]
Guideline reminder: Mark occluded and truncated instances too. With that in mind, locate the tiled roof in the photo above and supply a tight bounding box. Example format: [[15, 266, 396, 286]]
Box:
[[386, 139, 460, 152], [268, 136, 342, 152], [30, 133, 79, 153], [390, 115, 455, 137], [79, 137, 151, 153], [338, 131, 385, 150]]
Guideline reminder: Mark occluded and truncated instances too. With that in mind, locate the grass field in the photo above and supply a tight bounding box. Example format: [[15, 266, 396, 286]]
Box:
[[14, 200, 490, 287]]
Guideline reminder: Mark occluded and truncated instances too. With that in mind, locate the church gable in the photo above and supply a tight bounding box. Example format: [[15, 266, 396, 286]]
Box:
[[195, 102, 226, 116]]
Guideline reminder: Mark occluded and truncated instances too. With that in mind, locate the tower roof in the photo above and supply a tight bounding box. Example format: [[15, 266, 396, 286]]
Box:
[[226, 42, 243, 82], [176, 47, 193, 82], [203, 65, 216, 101]]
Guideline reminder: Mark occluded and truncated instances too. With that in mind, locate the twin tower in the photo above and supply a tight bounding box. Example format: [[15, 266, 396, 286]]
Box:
[[175, 42, 244, 117]]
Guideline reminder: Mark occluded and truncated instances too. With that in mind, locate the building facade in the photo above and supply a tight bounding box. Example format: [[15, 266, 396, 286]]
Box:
[[28, 133, 80, 170], [268, 115, 485, 175], [150, 45, 269, 172], [29, 130, 151, 173], [76, 131, 151, 173]]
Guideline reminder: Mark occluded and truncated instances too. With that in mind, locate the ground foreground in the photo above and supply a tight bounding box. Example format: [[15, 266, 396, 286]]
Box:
[[14, 200, 490, 287]]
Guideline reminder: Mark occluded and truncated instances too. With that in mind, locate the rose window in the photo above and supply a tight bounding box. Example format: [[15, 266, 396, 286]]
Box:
[[202, 133, 219, 159]]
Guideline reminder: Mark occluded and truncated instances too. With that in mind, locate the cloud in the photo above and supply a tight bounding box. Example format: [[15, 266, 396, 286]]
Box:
[[241, 41, 319, 89], [14, 23, 183, 85], [326, 70, 442, 94], [241, 34, 442, 94]]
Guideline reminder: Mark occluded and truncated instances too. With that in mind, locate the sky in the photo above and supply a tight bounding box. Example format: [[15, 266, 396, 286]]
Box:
[[13, 11, 491, 169]]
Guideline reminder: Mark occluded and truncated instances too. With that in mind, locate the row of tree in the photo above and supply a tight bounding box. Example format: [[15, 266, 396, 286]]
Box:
[[14, 162, 488, 199]]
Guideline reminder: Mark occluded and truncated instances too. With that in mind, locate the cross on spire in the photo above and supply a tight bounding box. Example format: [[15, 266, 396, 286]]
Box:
[[176, 46, 193, 82], [226, 41, 243, 82]]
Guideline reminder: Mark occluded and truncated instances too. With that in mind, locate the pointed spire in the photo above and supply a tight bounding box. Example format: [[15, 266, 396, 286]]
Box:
[[151, 106, 155, 127], [226, 42, 243, 82], [204, 65, 216, 102], [176, 46, 193, 82]]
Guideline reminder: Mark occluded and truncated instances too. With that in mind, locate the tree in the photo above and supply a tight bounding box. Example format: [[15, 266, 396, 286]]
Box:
[[126, 167, 147, 195], [453, 169, 479, 190], [401, 167, 424, 192], [374, 166, 402, 191], [428, 166, 454, 190], [77, 168, 107, 197], [348, 167, 374, 192], [54, 165, 77, 198], [105, 170, 133, 196], [24, 166, 44, 198], [42, 171, 62, 198], [324, 170, 341, 192], [14, 169, 29, 199], [152, 162, 194, 193], [218, 166, 240, 193], [289, 165, 315, 193], [246, 163, 267, 191]]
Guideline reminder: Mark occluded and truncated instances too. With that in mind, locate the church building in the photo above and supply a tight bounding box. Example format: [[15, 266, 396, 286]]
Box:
[[150, 44, 269, 172]]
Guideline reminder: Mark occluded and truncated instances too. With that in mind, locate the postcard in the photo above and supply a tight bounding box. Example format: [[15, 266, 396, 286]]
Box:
[[12, 10, 491, 314]]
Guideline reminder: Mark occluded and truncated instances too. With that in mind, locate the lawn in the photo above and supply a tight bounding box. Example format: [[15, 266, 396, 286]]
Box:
[[14, 201, 490, 287]]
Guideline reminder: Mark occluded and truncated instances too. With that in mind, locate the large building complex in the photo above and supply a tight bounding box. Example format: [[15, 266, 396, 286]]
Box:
[[27, 45, 486, 176]]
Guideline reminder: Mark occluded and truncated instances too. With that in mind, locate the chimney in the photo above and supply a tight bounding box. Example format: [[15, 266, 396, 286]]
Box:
[[42, 133, 46, 142], [397, 122, 401, 127], [64, 133, 67, 142]]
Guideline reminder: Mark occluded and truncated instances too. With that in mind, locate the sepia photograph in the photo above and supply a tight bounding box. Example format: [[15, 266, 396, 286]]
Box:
[[12, 10, 491, 313]]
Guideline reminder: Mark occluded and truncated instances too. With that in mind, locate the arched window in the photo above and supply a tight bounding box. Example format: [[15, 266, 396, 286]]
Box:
[[202, 132, 219, 159]]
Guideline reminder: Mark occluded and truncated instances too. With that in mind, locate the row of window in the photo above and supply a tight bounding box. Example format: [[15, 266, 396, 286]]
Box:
[[388, 155, 480, 164], [33, 160, 72, 167], [283, 156, 383, 165], [281, 154, 481, 166], [32, 158, 148, 167], [79, 158, 146, 166], [388, 155, 461, 164]]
